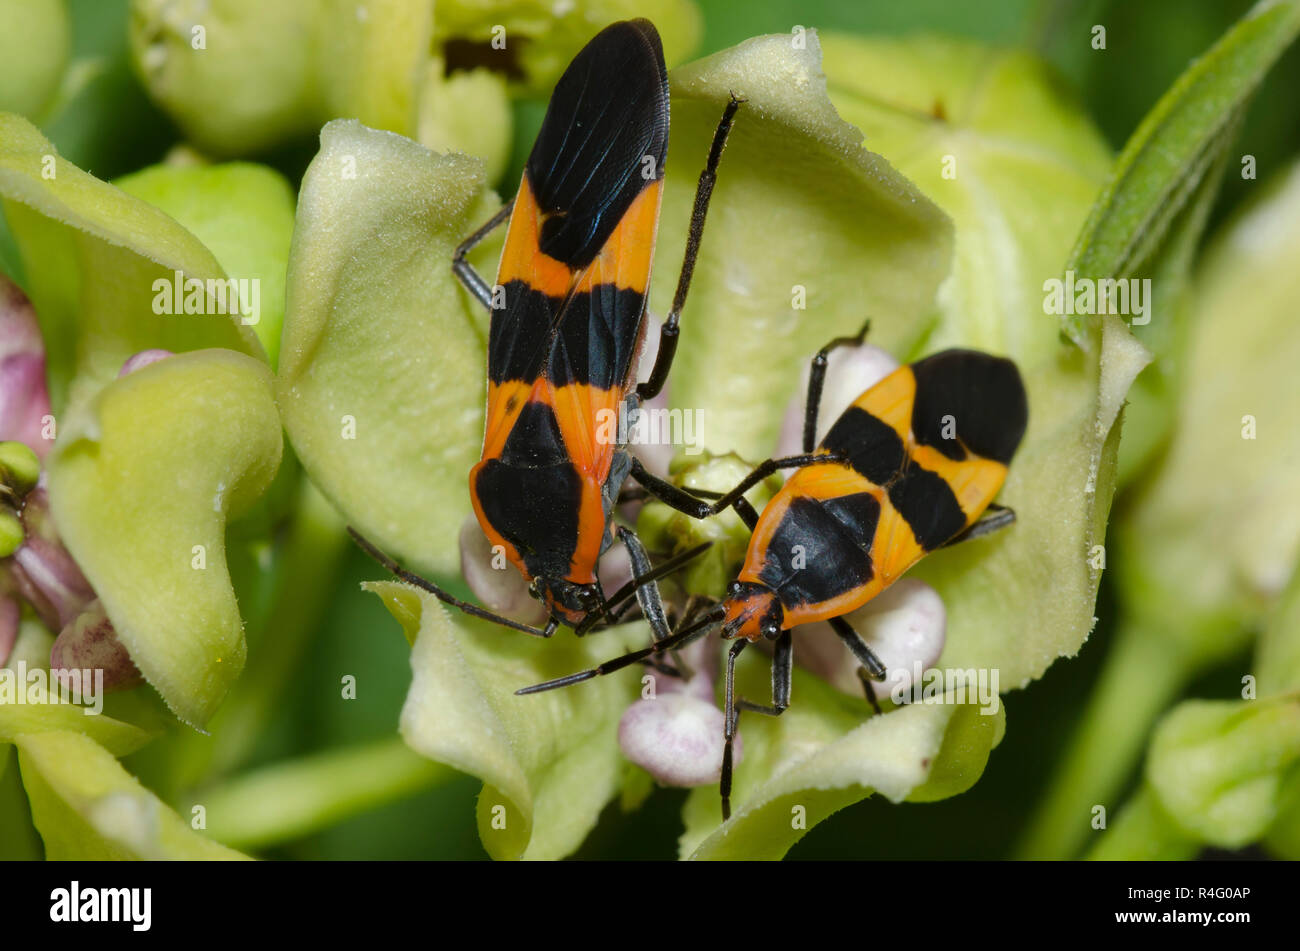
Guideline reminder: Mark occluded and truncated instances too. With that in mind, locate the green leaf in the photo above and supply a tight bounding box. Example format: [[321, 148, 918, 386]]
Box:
[[48, 349, 283, 728], [1062, 0, 1300, 344], [16, 730, 249, 859], [1147, 698, 1300, 849], [277, 119, 496, 578], [0, 0, 70, 120], [0, 112, 264, 413], [367, 581, 646, 860], [656, 31, 952, 461], [115, 162, 297, 366], [679, 663, 1004, 859], [820, 34, 1144, 689]]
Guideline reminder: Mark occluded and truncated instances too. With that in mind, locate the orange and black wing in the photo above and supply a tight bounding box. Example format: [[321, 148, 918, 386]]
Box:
[[481, 18, 668, 479]]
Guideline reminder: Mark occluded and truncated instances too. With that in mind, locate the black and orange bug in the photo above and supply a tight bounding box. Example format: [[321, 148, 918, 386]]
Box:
[[518, 324, 1029, 818], [351, 19, 743, 643]]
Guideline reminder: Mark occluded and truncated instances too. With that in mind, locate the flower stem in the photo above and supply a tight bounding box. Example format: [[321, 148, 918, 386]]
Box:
[[1084, 783, 1199, 860], [198, 737, 452, 851], [1015, 621, 1192, 859]]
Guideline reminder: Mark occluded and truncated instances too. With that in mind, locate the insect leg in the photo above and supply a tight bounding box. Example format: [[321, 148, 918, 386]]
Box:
[[575, 540, 712, 635], [941, 503, 1017, 548], [628, 453, 832, 522], [451, 200, 515, 311], [348, 527, 557, 637], [803, 319, 872, 453], [615, 525, 674, 645], [830, 615, 886, 715], [516, 605, 725, 695], [637, 94, 744, 401], [720, 631, 791, 820]]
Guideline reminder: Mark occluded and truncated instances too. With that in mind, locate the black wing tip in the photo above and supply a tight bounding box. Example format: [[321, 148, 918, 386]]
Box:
[[912, 349, 1029, 465]]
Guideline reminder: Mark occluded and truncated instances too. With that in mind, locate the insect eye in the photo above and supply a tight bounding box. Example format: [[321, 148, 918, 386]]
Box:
[[730, 581, 742, 594], [762, 622, 779, 639]]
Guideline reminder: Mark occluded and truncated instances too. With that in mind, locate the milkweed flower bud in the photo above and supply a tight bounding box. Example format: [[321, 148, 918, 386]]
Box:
[[50, 599, 144, 692], [795, 578, 946, 698], [9, 535, 96, 633], [619, 692, 741, 787], [457, 514, 547, 625], [0, 277, 53, 459]]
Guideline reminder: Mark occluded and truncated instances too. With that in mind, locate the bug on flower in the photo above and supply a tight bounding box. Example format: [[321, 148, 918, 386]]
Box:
[[518, 323, 1029, 819], [352, 19, 742, 642]]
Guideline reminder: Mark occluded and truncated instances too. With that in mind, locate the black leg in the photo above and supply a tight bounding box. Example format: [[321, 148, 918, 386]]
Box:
[[516, 605, 725, 695], [941, 504, 1016, 548], [855, 667, 882, 716], [452, 200, 515, 311], [681, 487, 760, 530], [348, 527, 555, 638], [629, 453, 835, 523], [803, 320, 872, 453], [830, 616, 886, 715], [574, 540, 712, 636], [615, 526, 674, 645], [637, 95, 744, 402], [720, 631, 792, 821]]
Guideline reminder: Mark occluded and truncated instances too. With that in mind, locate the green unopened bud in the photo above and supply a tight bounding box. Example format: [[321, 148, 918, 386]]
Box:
[[418, 61, 513, 185], [0, 509, 22, 558], [0, 440, 40, 496], [1148, 697, 1300, 849], [0, 0, 70, 120], [636, 453, 781, 598]]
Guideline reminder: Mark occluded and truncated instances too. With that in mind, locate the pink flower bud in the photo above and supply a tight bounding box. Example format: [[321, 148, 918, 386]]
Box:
[[619, 692, 741, 787], [0, 277, 53, 459], [9, 535, 96, 632], [794, 578, 946, 699], [457, 514, 548, 625], [50, 598, 143, 692]]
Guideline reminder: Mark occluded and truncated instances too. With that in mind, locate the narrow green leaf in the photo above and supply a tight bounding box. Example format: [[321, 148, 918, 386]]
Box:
[[1062, 0, 1300, 343]]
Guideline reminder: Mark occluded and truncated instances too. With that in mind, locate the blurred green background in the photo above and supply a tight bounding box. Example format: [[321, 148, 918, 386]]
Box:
[[2, 0, 1294, 859]]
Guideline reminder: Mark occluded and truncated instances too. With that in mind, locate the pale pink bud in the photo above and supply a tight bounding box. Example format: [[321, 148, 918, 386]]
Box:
[[619, 691, 741, 787], [457, 514, 548, 625], [794, 578, 946, 699], [0, 277, 53, 459], [50, 598, 143, 691]]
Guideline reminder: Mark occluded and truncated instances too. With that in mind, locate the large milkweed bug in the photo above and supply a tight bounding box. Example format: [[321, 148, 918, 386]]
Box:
[[518, 323, 1029, 819], [351, 19, 743, 644]]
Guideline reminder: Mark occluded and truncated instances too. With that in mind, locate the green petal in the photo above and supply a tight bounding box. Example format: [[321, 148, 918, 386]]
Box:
[[115, 162, 296, 366], [278, 119, 495, 577], [821, 34, 1143, 688], [1147, 698, 1300, 849], [0, 0, 70, 120], [367, 581, 644, 860], [0, 112, 264, 412], [434, 0, 702, 93], [680, 664, 1004, 859], [48, 349, 283, 728], [657, 31, 953, 460], [16, 730, 249, 859]]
